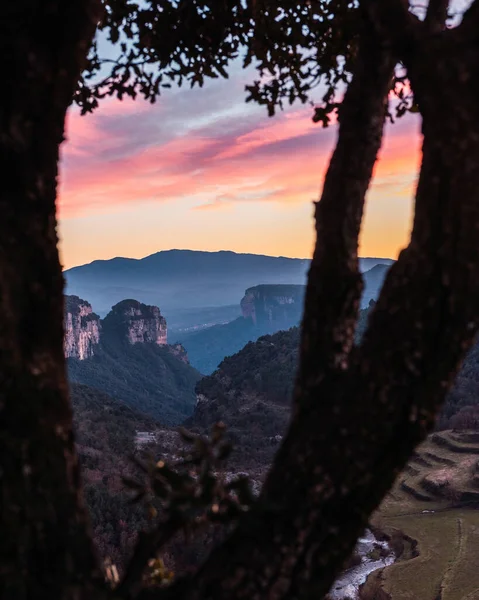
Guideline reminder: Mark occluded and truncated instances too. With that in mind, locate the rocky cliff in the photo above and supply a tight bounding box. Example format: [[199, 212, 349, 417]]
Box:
[[102, 299, 167, 345], [64, 295, 101, 360], [64, 297, 169, 361], [240, 284, 305, 330]]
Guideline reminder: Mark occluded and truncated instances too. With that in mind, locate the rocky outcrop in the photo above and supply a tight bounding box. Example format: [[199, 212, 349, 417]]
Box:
[[64, 295, 171, 360], [167, 343, 190, 364], [102, 299, 167, 345], [64, 295, 101, 360], [240, 284, 305, 329]]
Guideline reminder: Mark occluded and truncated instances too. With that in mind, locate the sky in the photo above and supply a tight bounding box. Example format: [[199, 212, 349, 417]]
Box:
[[58, 59, 422, 269]]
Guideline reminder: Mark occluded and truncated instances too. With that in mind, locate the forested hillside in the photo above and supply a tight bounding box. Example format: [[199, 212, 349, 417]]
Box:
[[71, 384, 156, 565], [68, 336, 200, 424], [191, 302, 479, 468]]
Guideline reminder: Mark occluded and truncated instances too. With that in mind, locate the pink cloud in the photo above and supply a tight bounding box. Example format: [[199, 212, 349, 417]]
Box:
[[59, 91, 420, 224], [59, 100, 332, 219], [216, 109, 320, 160]]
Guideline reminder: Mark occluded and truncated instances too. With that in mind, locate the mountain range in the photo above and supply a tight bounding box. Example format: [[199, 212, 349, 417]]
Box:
[[64, 250, 394, 329], [177, 282, 385, 375]]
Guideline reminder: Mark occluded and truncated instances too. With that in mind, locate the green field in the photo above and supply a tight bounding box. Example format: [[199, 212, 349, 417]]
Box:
[[368, 431, 479, 600]]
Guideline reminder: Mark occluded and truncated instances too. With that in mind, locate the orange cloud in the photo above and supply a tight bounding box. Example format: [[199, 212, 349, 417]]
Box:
[[59, 87, 421, 265], [59, 104, 336, 220]]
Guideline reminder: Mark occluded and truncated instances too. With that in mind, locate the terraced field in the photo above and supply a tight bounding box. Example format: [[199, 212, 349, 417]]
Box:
[[368, 431, 479, 600]]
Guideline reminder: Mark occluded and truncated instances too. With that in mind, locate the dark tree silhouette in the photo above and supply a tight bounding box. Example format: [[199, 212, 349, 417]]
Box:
[[2, 1, 479, 599]]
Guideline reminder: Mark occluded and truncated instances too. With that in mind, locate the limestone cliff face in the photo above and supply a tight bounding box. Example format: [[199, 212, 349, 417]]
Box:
[[64, 295, 101, 360], [103, 299, 167, 345], [240, 284, 305, 329]]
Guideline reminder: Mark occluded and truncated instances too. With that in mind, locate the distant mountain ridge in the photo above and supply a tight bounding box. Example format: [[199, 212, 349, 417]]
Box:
[[178, 264, 390, 375], [64, 250, 394, 324]]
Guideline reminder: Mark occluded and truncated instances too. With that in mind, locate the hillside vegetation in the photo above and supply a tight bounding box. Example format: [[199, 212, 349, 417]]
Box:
[[71, 384, 157, 565], [181, 295, 376, 376], [191, 327, 299, 467], [190, 305, 372, 465], [68, 336, 201, 424], [191, 299, 479, 451], [71, 383, 237, 574]]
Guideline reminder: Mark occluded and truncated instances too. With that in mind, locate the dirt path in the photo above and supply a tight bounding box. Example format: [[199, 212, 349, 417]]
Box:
[[437, 518, 466, 600]]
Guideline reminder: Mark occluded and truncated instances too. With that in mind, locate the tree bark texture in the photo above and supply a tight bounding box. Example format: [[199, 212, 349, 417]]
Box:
[[0, 2, 106, 599]]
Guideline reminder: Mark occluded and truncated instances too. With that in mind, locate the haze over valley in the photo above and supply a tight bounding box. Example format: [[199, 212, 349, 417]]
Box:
[[65, 248, 393, 329]]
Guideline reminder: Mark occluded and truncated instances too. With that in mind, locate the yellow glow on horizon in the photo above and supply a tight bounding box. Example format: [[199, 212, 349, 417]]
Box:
[[59, 98, 421, 269]]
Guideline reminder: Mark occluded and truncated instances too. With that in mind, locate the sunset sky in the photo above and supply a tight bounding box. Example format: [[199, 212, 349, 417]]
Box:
[[58, 61, 422, 269]]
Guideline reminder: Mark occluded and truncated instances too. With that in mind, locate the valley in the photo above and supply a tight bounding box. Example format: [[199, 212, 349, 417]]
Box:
[[63, 250, 479, 599]]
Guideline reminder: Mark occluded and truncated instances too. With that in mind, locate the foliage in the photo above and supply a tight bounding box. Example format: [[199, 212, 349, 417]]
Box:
[[68, 334, 201, 424], [124, 423, 254, 527], [116, 423, 255, 594], [73, 0, 423, 126], [70, 383, 157, 565], [75, 0, 358, 121], [71, 382, 156, 456], [83, 483, 147, 567]]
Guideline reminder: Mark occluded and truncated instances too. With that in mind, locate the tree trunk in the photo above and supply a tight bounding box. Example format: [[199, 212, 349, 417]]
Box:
[[135, 27, 395, 600], [138, 16, 479, 600], [0, 2, 106, 599]]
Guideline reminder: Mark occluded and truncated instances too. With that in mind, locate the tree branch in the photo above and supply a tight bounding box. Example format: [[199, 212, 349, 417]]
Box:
[[424, 0, 449, 32], [362, 0, 421, 63], [292, 24, 395, 410], [117, 519, 183, 599], [355, 11, 479, 468]]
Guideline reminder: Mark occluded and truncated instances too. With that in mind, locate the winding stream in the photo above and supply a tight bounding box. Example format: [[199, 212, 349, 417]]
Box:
[[328, 529, 396, 599]]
